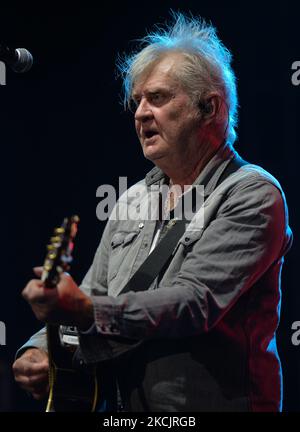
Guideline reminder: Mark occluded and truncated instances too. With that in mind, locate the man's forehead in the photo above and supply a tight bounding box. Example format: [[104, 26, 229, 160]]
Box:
[[132, 55, 182, 95], [132, 79, 176, 96]]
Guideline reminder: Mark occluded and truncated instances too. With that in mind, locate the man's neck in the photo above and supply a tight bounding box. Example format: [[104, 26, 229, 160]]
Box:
[[168, 142, 221, 191]]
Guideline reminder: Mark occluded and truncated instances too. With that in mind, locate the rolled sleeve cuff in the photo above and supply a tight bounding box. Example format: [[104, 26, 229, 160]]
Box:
[[79, 296, 142, 364], [91, 295, 122, 336]]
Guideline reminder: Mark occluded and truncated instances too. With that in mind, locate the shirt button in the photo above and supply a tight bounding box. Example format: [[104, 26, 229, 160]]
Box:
[[138, 222, 144, 229]]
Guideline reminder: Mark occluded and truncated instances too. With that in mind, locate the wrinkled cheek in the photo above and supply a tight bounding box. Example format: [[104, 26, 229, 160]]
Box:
[[168, 109, 182, 121]]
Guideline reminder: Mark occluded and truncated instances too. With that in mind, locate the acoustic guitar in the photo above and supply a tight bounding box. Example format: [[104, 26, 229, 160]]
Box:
[[41, 216, 98, 412]]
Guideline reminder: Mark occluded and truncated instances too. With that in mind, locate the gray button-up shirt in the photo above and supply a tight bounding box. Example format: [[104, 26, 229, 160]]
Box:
[[20, 144, 293, 411]]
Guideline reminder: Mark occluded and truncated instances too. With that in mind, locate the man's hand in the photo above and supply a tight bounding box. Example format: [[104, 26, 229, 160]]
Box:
[[12, 348, 49, 400], [22, 267, 94, 330]]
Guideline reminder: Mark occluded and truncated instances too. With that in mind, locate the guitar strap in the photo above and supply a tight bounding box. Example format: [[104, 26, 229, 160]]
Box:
[[119, 155, 248, 296]]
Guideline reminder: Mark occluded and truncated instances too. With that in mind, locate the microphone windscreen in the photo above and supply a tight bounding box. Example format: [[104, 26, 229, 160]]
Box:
[[13, 48, 33, 73]]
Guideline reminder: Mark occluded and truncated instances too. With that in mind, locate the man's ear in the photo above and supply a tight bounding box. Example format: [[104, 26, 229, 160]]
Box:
[[198, 94, 222, 123]]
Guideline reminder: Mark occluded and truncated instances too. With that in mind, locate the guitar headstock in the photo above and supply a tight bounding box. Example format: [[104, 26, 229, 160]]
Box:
[[41, 215, 79, 288]]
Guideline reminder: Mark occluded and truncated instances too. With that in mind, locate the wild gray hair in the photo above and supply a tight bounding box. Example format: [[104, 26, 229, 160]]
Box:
[[117, 11, 238, 146]]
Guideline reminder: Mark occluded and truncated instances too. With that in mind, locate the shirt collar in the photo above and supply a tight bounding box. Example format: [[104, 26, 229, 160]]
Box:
[[145, 143, 237, 196]]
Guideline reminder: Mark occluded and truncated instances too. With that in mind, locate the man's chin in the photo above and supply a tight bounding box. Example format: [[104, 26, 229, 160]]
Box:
[[142, 141, 160, 156], [143, 150, 165, 162]]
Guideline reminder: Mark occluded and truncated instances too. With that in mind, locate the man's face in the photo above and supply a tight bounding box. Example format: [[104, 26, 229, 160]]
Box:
[[132, 54, 201, 166]]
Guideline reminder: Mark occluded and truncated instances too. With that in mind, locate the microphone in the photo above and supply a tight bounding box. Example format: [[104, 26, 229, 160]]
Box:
[[0, 43, 33, 73]]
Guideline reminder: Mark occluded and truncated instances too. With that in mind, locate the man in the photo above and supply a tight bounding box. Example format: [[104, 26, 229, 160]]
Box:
[[13, 12, 292, 411]]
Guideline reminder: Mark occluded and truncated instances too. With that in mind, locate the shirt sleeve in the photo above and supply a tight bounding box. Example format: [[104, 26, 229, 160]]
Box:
[[90, 178, 291, 340], [15, 327, 48, 359], [79, 222, 111, 297]]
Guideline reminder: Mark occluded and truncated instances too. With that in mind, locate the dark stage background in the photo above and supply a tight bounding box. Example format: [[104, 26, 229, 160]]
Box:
[[0, 2, 299, 412]]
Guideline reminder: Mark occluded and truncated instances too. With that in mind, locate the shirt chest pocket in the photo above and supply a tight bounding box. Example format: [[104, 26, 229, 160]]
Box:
[[108, 231, 140, 282]]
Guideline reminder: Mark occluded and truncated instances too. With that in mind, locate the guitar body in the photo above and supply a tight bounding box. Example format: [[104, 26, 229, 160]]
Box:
[[46, 324, 98, 412], [42, 216, 99, 412]]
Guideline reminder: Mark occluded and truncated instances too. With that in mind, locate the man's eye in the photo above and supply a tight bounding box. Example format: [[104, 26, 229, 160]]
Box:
[[151, 93, 163, 102], [150, 93, 172, 106]]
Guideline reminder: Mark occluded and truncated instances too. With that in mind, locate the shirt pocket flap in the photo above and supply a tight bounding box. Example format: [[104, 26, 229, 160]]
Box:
[[111, 232, 126, 249], [179, 229, 204, 247], [108, 230, 140, 283], [123, 231, 139, 246]]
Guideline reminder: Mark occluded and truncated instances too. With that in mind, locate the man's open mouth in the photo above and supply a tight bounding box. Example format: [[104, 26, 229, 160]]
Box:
[[144, 131, 158, 139]]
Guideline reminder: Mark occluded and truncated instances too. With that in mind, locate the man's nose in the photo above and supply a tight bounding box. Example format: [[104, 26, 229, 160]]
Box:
[[134, 98, 153, 122]]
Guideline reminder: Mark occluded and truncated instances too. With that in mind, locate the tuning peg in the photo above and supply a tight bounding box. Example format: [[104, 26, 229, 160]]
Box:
[[50, 236, 61, 243], [54, 227, 65, 234], [48, 253, 57, 260], [47, 244, 56, 251]]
